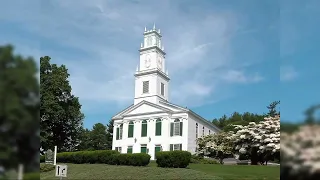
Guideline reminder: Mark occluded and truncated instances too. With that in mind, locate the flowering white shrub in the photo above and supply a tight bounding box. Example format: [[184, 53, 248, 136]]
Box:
[[281, 125, 320, 176], [196, 132, 235, 163], [232, 116, 280, 161]]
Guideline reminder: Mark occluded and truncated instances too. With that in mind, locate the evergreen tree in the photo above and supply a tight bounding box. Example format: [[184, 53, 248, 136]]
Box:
[[40, 56, 84, 152], [90, 123, 108, 150], [106, 119, 114, 150], [267, 101, 280, 117]]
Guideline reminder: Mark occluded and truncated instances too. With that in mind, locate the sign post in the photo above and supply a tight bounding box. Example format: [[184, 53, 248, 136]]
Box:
[[53, 146, 57, 165], [55, 164, 67, 180]]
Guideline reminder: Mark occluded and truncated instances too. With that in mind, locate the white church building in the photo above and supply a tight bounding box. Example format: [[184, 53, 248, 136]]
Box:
[[112, 25, 220, 160]]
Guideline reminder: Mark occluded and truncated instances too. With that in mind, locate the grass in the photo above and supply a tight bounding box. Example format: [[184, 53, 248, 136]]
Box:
[[40, 161, 280, 180]]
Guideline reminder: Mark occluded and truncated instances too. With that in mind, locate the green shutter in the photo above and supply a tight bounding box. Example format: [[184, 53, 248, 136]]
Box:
[[141, 122, 147, 137], [127, 147, 132, 154], [170, 144, 173, 151], [155, 121, 161, 136], [141, 147, 147, 153], [179, 144, 182, 150], [128, 123, 134, 138], [180, 122, 183, 136], [170, 123, 174, 136], [116, 127, 119, 140]]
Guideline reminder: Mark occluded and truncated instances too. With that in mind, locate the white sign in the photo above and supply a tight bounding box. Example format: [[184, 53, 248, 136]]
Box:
[[55, 165, 67, 177]]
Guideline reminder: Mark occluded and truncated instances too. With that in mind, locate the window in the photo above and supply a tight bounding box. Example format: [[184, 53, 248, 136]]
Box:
[[196, 123, 198, 139], [141, 144, 147, 154], [170, 144, 182, 151], [202, 126, 205, 136], [115, 147, 122, 153], [155, 119, 162, 136], [116, 124, 123, 140], [170, 119, 183, 136], [209, 130, 211, 135], [128, 121, 134, 138], [143, 81, 149, 93], [141, 120, 148, 137], [160, 83, 165, 96], [127, 146, 133, 154]]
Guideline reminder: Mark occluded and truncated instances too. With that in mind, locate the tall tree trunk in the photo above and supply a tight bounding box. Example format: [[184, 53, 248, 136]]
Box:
[[251, 147, 258, 165]]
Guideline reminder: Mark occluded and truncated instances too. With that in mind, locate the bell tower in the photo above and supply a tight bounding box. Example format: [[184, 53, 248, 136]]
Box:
[[134, 24, 170, 105]]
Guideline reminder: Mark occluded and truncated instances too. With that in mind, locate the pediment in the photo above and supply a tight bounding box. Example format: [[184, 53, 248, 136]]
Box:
[[112, 100, 174, 119]]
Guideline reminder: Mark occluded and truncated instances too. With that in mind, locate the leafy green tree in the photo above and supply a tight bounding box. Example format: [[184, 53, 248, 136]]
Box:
[[40, 56, 84, 152], [0, 45, 39, 174]]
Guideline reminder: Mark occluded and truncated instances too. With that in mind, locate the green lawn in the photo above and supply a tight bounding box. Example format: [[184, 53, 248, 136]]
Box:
[[40, 162, 280, 180]]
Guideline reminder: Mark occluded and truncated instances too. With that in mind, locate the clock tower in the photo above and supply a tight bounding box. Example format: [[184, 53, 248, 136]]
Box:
[[134, 24, 170, 105]]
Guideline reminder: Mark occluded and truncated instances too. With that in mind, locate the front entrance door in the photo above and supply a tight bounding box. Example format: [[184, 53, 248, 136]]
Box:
[[155, 145, 161, 159]]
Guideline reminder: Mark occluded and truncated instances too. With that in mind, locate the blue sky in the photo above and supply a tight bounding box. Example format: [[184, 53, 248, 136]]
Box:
[[1, 0, 319, 128]]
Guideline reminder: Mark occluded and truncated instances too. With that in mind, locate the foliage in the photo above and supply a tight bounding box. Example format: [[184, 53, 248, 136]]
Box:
[[196, 132, 235, 164], [106, 120, 114, 150], [40, 164, 55, 172], [156, 151, 191, 168], [23, 172, 40, 180], [0, 45, 40, 173], [40, 56, 84, 152], [55, 150, 150, 166], [113, 153, 151, 166], [212, 112, 265, 132], [281, 125, 320, 180], [304, 104, 320, 124], [266, 101, 280, 117], [40, 155, 45, 163], [232, 116, 280, 165], [190, 155, 219, 164]]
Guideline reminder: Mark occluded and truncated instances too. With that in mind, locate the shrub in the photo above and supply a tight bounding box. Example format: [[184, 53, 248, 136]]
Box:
[[23, 172, 40, 180], [40, 155, 45, 163], [190, 155, 219, 164], [55, 150, 151, 166], [156, 151, 191, 168], [40, 164, 55, 172]]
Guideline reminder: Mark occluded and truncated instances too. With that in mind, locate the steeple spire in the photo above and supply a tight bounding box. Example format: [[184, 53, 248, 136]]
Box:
[[153, 23, 156, 30]]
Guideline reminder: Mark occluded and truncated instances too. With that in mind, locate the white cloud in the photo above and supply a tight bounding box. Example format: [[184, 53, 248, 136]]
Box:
[[0, 0, 265, 112], [280, 66, 298, 81]]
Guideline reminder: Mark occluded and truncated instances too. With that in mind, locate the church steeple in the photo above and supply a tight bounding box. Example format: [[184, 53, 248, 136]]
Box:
[[134, 25, 170, 105]]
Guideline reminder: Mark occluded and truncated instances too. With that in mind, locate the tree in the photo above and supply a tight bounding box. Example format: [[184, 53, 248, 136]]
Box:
[[196, 132, 234, 164], [106, 120, 114, 150], [0, 45, 39, 175], [77, 127, 92, 151], [90, 123, 108, 150], [267, 101, 280, 117], [304, 104, 320, 124], [232, 116, 280, 165], [40, 56, 84, 152]]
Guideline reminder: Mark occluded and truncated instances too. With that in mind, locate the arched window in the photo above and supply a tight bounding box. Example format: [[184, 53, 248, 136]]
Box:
[[128, 121, 134, 138], [170, 119, 183, 136], [141, 120, 148, 137], [155, 119, 162, 136], [209, 130, 211, 135], [196, 123, 198, 139], [202, 126, 205, 136]]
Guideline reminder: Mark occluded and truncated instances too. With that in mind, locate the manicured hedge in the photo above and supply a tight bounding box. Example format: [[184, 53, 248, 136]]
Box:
[[23, 172, 40, 180], [156, 151, 191, 168], [112, 153, 151, 166], [53, 150, 150, 166]]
